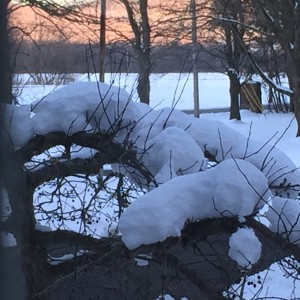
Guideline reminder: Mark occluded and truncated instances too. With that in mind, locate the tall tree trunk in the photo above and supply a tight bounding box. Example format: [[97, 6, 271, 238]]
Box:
[[0, 0, 13, 104], [1, 150, 41, 299], [228, 71, 241, 120], [0, 3, 43, 293], [137, 64, 150, 105], [120, 0, 152, 105], [289, 76, 300, 136], [286, 53, 300, 136]]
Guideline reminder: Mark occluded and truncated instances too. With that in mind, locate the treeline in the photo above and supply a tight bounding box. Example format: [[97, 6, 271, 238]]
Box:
[[12, 40, 284, 75]]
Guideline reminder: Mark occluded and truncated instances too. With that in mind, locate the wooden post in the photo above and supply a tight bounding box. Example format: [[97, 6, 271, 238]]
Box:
[[191, 0, 199, 118]]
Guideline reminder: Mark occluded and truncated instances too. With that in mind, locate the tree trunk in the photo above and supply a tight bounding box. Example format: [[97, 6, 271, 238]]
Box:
[[286, 55, 300, 136], [1, 149, 46, 299], [290, 83, 300, 136], [120, 0, 152, 105], [0, 0, 13, 104], [228, 72, 241, 120], [137, 64, 150, 105]]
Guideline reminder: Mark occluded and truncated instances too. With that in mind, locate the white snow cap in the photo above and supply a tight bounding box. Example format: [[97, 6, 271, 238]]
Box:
[[265, 197, 300, 244], [228, 227, 261, 269], [140, 126, 207, 184], [119, 158, 271, 249]]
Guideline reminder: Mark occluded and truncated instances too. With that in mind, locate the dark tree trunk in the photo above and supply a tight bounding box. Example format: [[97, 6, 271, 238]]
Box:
[[228, 71, 241, 120], [0, 0, 13, 104], [1, 151, 41, 299], [137, 64, 150, 105], [120, 0, 152, 105], [288, 75, 300, 136], [286, 54, 300, 136]]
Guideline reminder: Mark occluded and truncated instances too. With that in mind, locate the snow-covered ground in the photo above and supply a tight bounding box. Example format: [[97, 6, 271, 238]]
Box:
[[11, 73, 300, 300], [15, 72, 275, 109]]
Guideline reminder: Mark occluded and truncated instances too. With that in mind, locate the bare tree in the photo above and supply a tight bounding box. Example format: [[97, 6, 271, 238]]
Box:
[[109, 0, 152, 105], [246, 0, 300, 135], [207, 0, 255, 120]]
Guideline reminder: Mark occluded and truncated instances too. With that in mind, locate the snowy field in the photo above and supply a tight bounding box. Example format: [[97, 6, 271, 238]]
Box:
[[12, 73, 300, 299], [15, 72, 276, 109]]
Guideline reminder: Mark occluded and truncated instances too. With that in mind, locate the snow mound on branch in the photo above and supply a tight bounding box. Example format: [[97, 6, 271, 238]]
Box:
[[119, 158, 271, 249], [136, 107, 300, 197], [2, 105, 34, 149], [141, 126, 207, 184], [4, 82, 299, 198], [31, 81, 142, 136], [228, 227, 261, 269], [265, 197, 300, 244]]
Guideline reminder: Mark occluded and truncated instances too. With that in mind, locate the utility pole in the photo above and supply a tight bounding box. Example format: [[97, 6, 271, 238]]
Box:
[[190, 0, 199, 117], [99, 0, 106, 83]]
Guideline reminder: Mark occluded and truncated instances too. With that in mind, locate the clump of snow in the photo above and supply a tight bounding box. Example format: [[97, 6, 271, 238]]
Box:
[[140, 126, 207, 184], [134, 107, 300, 197], [47, 249, 90, 266], [35, 222, 52, 232], [135, 254, 151, 267], [228, 227, 261, 270], [265, 197, 300, 244], [2, 105, 34, 149], [0, 231, 17, 247], [119, 159, 271, 249], [32, 81, 136, 135]]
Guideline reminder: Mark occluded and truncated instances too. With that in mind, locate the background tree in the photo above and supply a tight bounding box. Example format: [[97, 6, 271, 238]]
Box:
[[207, 0, 254, 120], [247, 0, 300, 135], [118, 0, 151, 104]]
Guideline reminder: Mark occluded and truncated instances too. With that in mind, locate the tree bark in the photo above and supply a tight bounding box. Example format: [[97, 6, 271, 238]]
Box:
[[137, 64, 150, 105], [229, 71, 241, 120], [120, 0, 151, 105], [36, 218, 292, 300], [0, 0, 12, 104]]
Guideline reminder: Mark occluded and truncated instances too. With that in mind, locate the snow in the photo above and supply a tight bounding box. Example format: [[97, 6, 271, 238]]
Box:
[[8, 73, 300, 298], [35, 222, 52, 232], [47, 249, 90, 266], [7, 80, 300, 249], [138, 126, 207, 184], [228, 227, 262, 270], [119, 158, 271, 249], [266, 197, 300, 244]]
